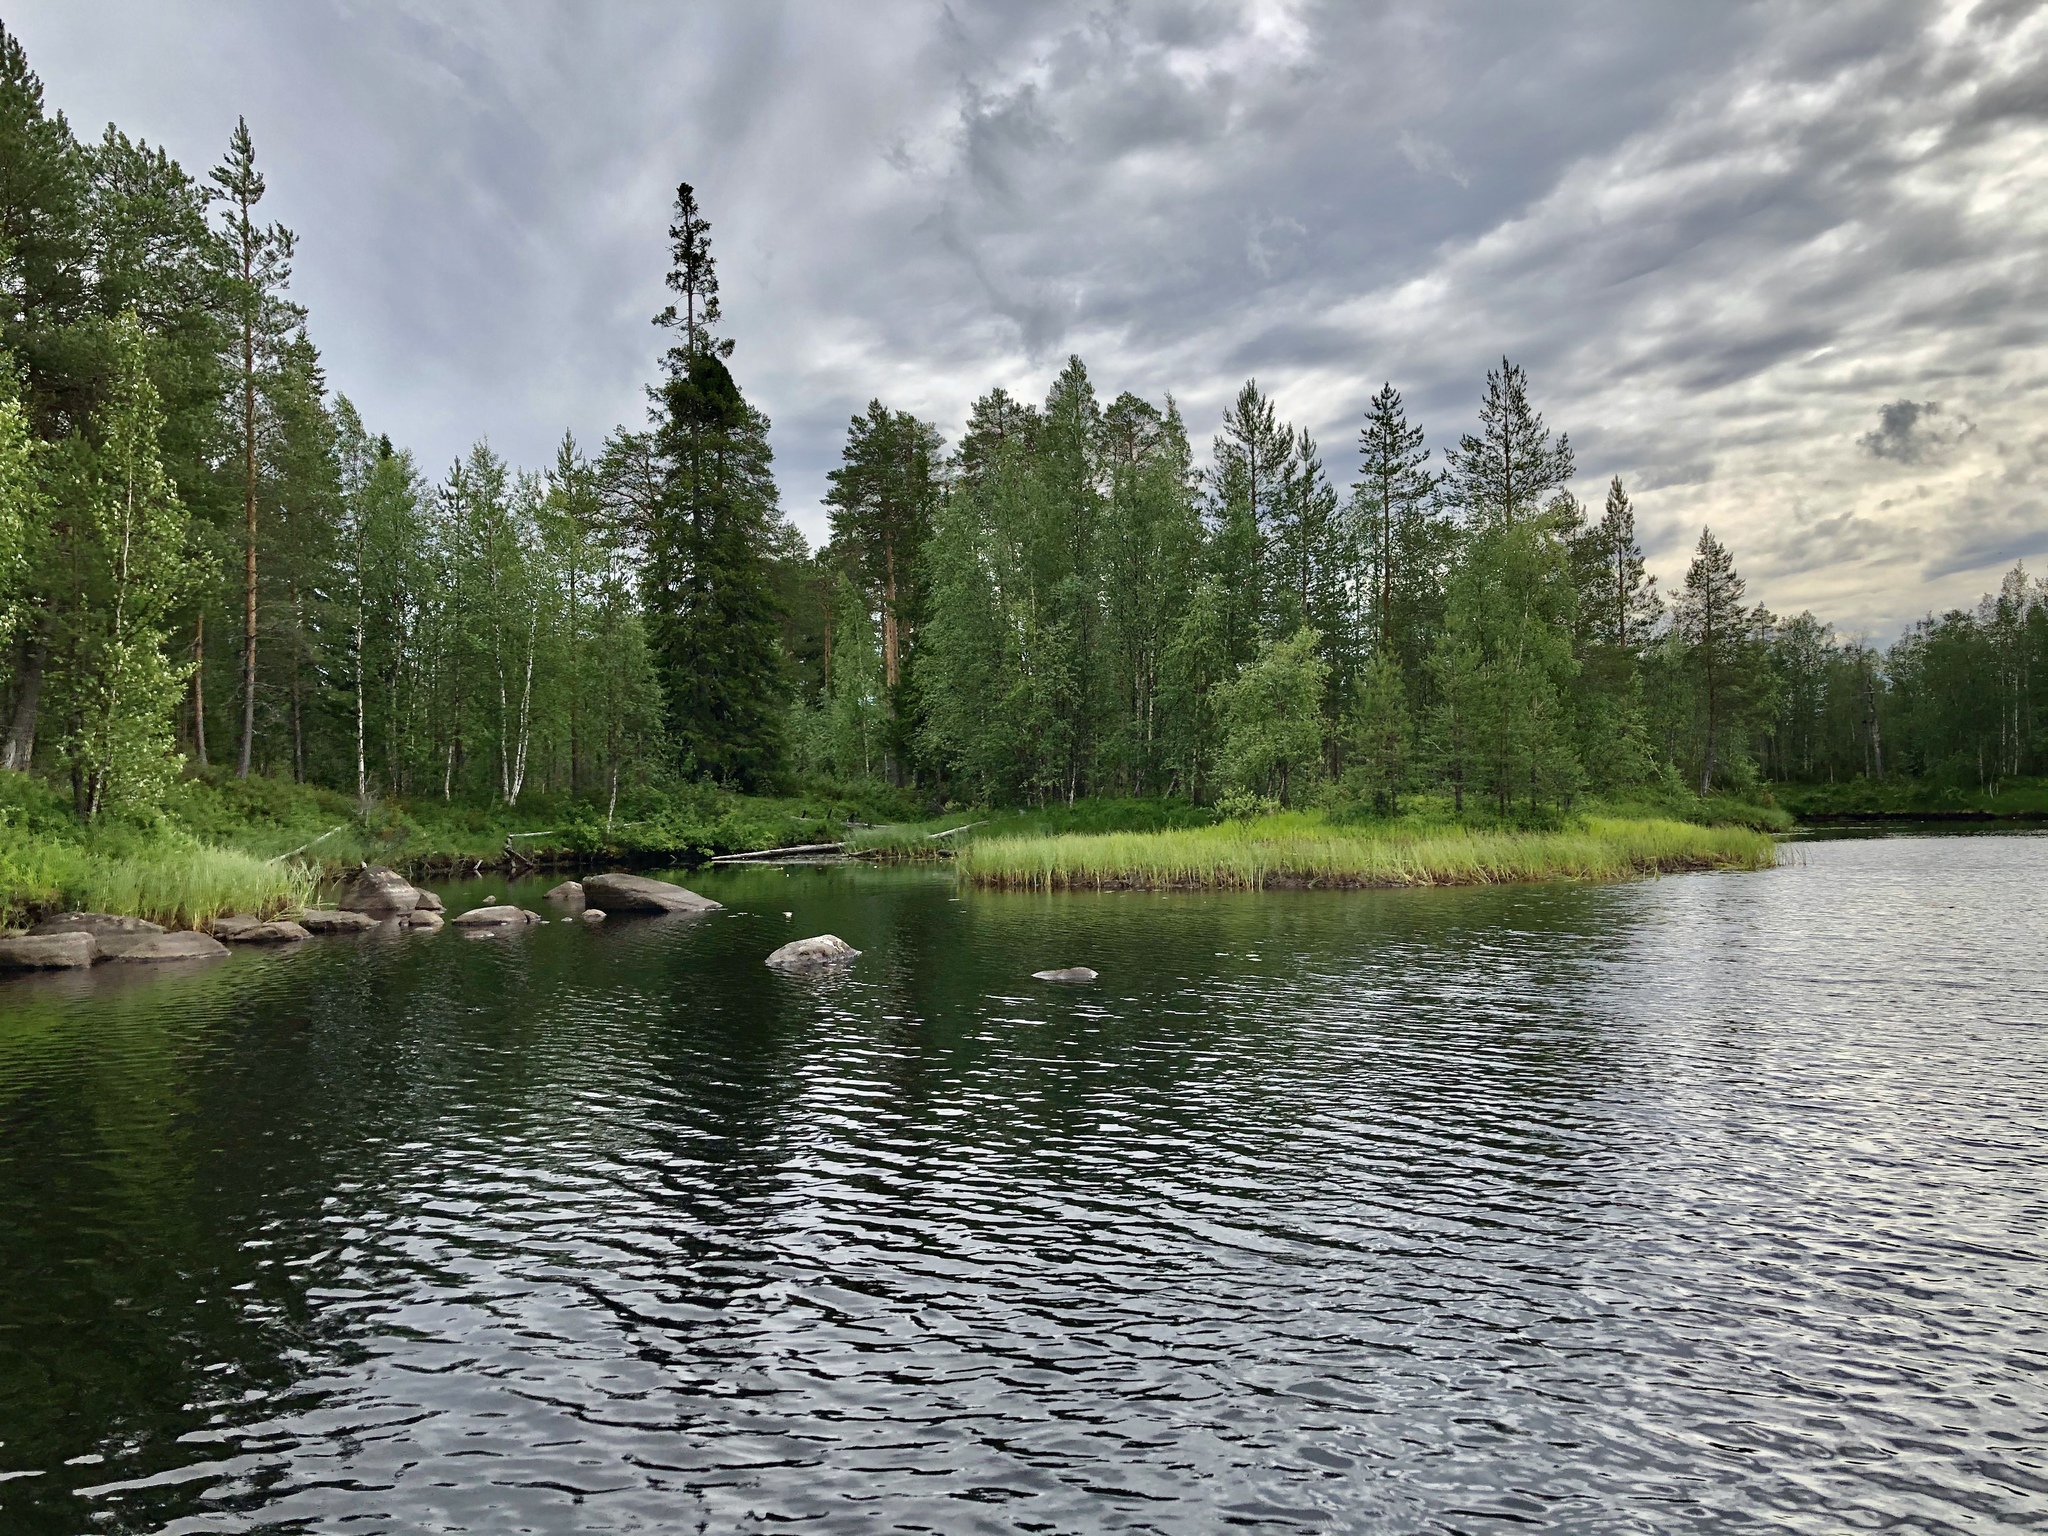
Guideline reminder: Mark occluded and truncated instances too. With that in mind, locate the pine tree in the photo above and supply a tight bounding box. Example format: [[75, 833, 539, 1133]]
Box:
[[1674, 527, 1771, 794], [1444, 358, 1573, 529], [208, 116, 300, 778], [1349, 383, 1440, 661], [1592, 476, 1658, 649], [823, 400, 942, 781], [1209, 379, 1294, 667]]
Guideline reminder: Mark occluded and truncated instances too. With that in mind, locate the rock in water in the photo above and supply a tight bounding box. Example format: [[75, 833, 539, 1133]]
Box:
[[339, 866, 421, 917], [765, 934, 860, 971], [296, 909, 379, 934], [581, 873, 721, 914], [1032, 967, 1098, 984], [0, 932, 96, 969], [109, 931, 230, 962], [450, 904, 542, 927], [412, 890, 445, 913], [544, 880, 584, 904], [580, 909, 606, 923], [217, 920, 309, 944], [406, 910, 444, 930]]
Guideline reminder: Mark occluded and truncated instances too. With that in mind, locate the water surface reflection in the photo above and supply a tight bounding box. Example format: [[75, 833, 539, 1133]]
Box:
[[0, 837, 2042, 1532]]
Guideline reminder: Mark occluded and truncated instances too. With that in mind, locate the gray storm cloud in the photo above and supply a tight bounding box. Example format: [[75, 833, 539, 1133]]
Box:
[[10, 0, 2046, 637]]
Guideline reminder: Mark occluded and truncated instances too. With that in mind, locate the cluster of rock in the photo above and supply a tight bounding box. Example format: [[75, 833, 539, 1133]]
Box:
[[0, 865, 1033, 983], [0, 913, 231, 969]]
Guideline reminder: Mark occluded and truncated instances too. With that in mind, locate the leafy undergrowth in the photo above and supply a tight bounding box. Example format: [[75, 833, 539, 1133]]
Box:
[[953, 810, 1780, 892]]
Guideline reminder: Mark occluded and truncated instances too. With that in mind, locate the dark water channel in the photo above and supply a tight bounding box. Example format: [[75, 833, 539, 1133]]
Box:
[[0, 836, 2043, 1533]]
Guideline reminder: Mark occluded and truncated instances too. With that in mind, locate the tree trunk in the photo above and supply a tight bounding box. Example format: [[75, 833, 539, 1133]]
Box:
[[4, 631, 47, 773], [237, 314, 258, 778], [191, 613, 209, 767]]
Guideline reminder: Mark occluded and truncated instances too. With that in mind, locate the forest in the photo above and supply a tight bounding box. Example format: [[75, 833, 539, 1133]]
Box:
[[2, 21, 2042, 872]]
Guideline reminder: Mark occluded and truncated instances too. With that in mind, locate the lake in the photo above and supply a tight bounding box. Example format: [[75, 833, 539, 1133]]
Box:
[[0, 834, 2042, 1533]]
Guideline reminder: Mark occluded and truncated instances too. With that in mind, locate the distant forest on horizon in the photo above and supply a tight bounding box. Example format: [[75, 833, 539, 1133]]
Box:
[[1, 21, 2040, 826]]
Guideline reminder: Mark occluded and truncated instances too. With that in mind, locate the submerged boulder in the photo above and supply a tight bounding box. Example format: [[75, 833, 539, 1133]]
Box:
[[544, 880, 584, 905], [296, 909, 378, 934], [229, 921, 310, 944], [0, 932, 96, 970], [581, 872, 721, 914], [339, 866, 420, 917], [109, 931, 229, 963], [412, 889, 445, 913], [406, 910, 444, 931], [450, 904, 542, 928], [580, 908, 606, 923], [765, 934, 860, 971], [1032, 967, 1098, 984], [214, 916, 308, 943]]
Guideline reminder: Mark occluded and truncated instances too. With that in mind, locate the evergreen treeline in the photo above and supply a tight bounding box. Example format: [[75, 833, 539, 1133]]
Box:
[[2, 23, 2041, 828]]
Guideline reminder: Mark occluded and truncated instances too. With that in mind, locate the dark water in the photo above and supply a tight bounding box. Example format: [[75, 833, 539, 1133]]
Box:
[[1, 837, 2043, 1534]]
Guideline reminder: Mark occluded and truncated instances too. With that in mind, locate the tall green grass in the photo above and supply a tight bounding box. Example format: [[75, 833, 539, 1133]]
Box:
[[954, 812, 1779, 891], [0, 831, 315, 929]]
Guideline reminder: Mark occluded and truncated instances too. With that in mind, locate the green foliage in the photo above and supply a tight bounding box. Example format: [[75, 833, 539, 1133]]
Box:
[[52, 318, 198, 819], [1212, 627, 1327, 807]]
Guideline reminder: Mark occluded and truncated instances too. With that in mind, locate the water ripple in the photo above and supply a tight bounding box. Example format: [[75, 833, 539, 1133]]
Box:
[[0, 837, 2043, 1532]]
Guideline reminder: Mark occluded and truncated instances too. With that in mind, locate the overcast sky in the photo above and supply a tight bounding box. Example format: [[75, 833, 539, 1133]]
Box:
[[12, 0, 2046, 636]]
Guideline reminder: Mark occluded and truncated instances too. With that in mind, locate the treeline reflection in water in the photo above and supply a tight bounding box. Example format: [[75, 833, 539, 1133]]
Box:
[[0, 836, 2042, 1533]]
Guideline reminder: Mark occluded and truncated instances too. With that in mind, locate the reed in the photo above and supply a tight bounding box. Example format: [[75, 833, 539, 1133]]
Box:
[[954, 812, 1779, 891], [0, 833, 316, 929]]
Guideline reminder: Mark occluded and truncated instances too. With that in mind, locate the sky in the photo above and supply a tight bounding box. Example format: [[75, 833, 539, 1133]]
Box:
[[11, 0, 2046, 637]]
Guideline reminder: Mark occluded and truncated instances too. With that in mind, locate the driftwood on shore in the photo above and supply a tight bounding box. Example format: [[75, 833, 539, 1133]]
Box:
[[710, 842, 847, 864]]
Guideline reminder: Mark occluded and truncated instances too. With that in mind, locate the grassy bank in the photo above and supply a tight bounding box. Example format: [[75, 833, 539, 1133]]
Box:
[[954, 811, 1779, 892], [1775, 776, 2048, 821], [0, 826, 315, 930], [0, 769, 915, 928]]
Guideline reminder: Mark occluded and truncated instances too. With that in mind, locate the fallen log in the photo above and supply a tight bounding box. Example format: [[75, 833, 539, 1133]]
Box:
[[710, 841, 847, 864]]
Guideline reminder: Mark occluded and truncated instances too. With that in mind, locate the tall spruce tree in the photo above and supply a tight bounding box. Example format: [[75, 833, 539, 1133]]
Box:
[[639, 181, 788, 788]]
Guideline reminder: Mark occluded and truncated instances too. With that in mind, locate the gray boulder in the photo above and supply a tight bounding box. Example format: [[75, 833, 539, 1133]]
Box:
[[109, 931, 229, 963], [1032, 967, 1098, 984], [544, 880, 584, 904], [224, 920, 309, 944], [339, 866, 420, 916], [31, 912, 164, 939], [580, 908, 606, 923], [765, 934, 860, 971], [296, 908, 378, 934], [406, 910, 444, 930], [0, 932, 96, 969], [450, 904, 542, 927], [581, 872, 721, 914], [412, 889, 444, 913]]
